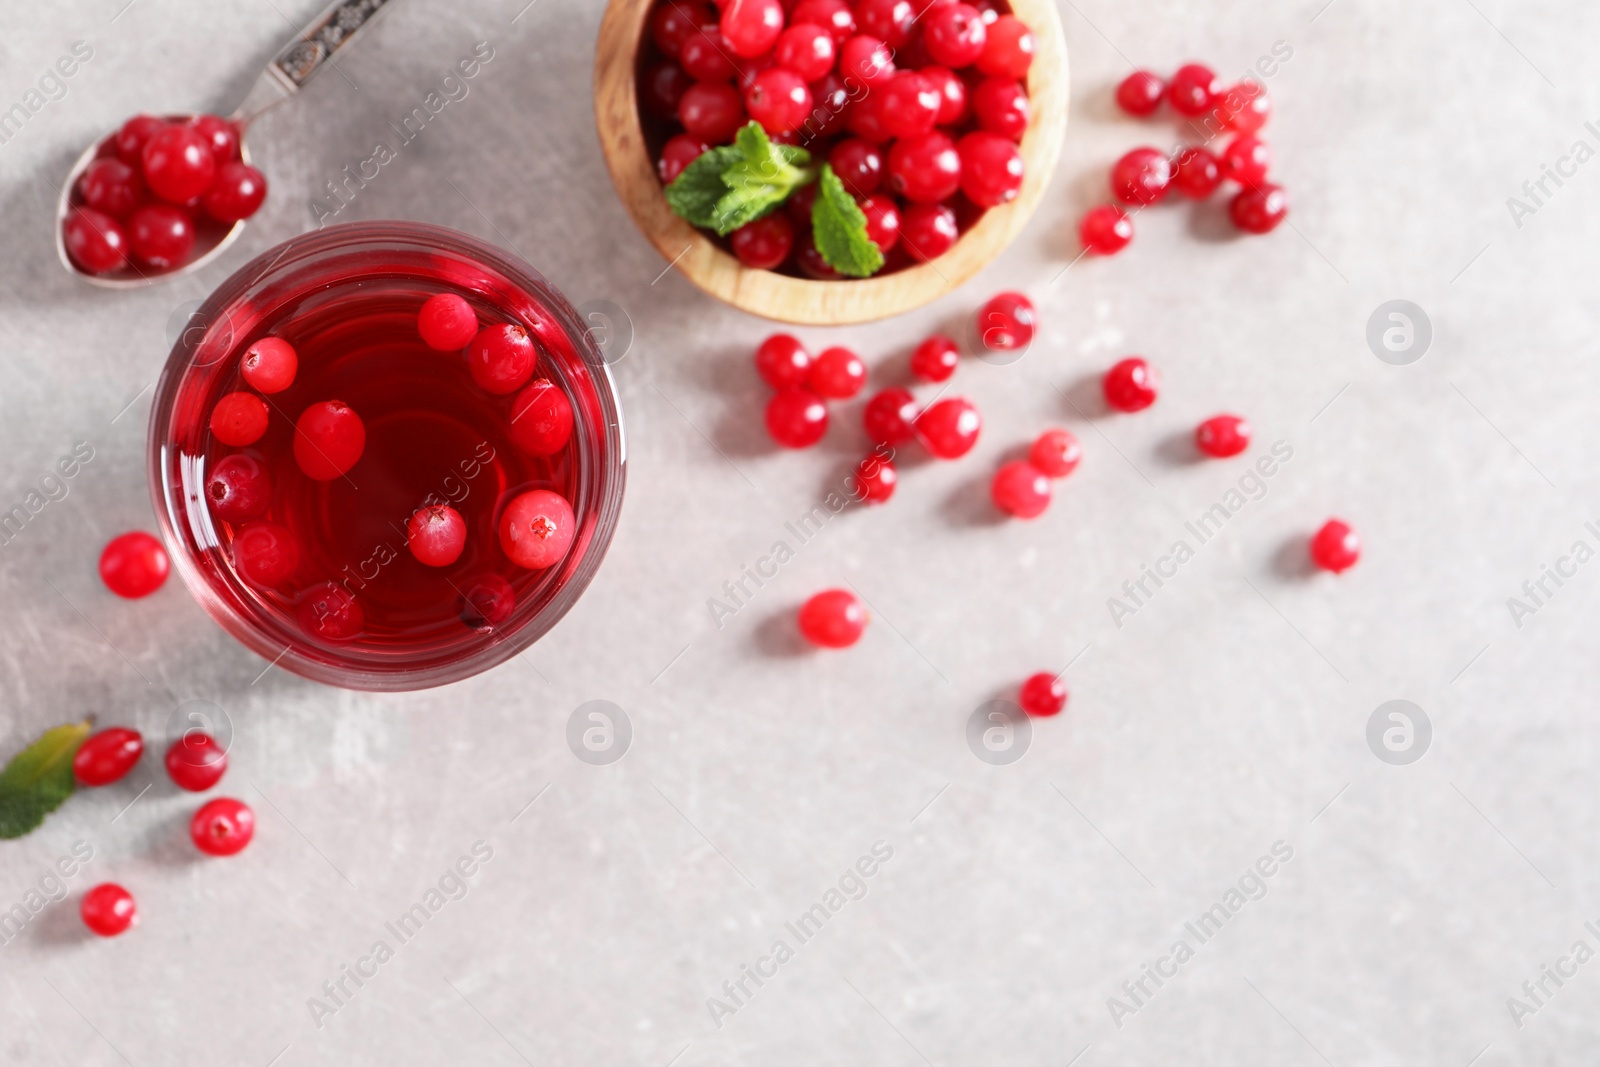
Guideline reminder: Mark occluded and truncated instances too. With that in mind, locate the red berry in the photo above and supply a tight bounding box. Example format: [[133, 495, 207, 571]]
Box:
[[922, 3, 986, 68], [202, 162, 267, 223], [209, 392, 269, 447], [1220, 135, 1271, 187], [798, 588, 867, 648], [765, 388, 829, 446], [1167, 63, 1220, 117], [680, 25, 739, 80], [1115, 70, 1164, 116], [790, 0, 856, 46], [232, 522, 299, 588], [127, 203, 195, 270], [679, 81, 747, 143], [858, 195, 901, 253], [755, 334, 813, 389], [1230, 183, 1289, 234], [1215, 82, 1271, 134], [972, 77, 1029, 141], [957, 131, 1024, 207], [1103, 357, 1159, 412], [1195, 414, 1251, 458], [1110, 147, 1171, 206], [643, 61, 694, 120], [73, 728, 143, 787], [1079, 204, 1132, 254], [1311, 519, 1360, 573], [190, 115, 240, 161], [293, 400, 366, 480], [298, 581, 364, 642], [992, 460, 1051, 518], [1019, 672, 1066, 716], [241, 336, 298, 392], [1029, 428, 1082, 477], [915, 397, 981, 458], [976, 291, 1035, 352], [746, 67, 813, 133], [408, 505, 468, 567], [114, 114, 167, 164], [855, 454, 898, 504], [1171, 146, 1221, 198], [922, 65, 969, 124], [140, 124, 216, 204], [190, 797, 255, 856], [846, 93, 893, 143], [840, 35, 896, 88], [460, 574, 516, 631], [774, 22, 836, 80], [807, 73, 854, 139], [730, 213, 796, 268], [899, 202, 960, 261], [206, 453, 273, 523], [100, 531, 169, 599], [467, 323, 536, 395], [720, 0, 785, 57], [795, 233, 844, 279], [418, 293, 479, 352], [498, 489, 577, 570], [976, 15, 1033, 79], [857, 0, 917, 46], [81, 884, 137, 937], [830, 138, 884, 196], [650, 0, 714, 56], [911, 334, 959, 382], [888, 131, 961, 203], [78, 158, 143, 219], [508, 378, 575, 456], [63, 208, 129, 274], [165, 732, 227, 792], [659, 133, 711, 183], [808, 346, 867, 398], [879, 71, 941, 139], [863, 387, 919, 444]]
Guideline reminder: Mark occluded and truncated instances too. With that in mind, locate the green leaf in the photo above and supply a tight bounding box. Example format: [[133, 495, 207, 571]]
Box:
[[663, 144, 743, 229], [709, 123, 816, 236], [811, 164, 885, 279], [0, 720, 91, 840]]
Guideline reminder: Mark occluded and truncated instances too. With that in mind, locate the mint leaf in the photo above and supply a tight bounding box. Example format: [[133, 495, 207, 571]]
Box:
[[811, 164, 885, 278], [709, 123, 816, 236], [0, 720, 91, 839], [664, 144, 743, 229]]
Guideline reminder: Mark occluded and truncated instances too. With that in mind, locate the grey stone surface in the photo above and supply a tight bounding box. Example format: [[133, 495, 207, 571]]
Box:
[[2, 0, 1598, 1064]]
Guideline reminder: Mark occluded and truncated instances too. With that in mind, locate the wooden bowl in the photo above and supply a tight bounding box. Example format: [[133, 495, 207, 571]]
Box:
[[594, 0, 1069, 325]]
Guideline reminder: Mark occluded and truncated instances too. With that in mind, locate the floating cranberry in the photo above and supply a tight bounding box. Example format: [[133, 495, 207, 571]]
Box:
[[100, 532, 169, 599], [899, 202, 960, 261], [756, 334, 812, 389], [79, 158, 143, 219], [957, 131, 1024, 207], [165, 732, 227, 792], [972, 77, 1029, 141], [922, 3, 987, 68], [203, 161, 268, 223], [840, 34, 896, 88], [1103, 357, 1159, 412], [81, 884, 137, 937], [1079, 204, 1133, 255], [127, 203, 195, 270], [206, 453, 272, 523], [114, 114, 167, 164], [659, 133, 711, 184], [73, 728, 143, 787], [209, 392, 268, 447], [298, 581, 364, 642], [416, 293, 478, 352], [915, 397, 981, 458], [798, 588, 867, 648], [1195, 414, 1251, 458], [746, 68, 813, 133], [1110, 147, 1172, 206], [63, 208, 129, 274], [643, 61, 694, 121], [1115, 70, 1165, 116], [1230, 183, 1289, 234], [775, 22, 837, 80], [888, 131, 961, 203], [232, 522, 299, 588], [408, 505, 468, 567], [1311, 519, 1360, 573], [1172, 146, 1221, 198], [1030, 428, 1082, 477], [460, 574, 516, 631], [911, 334, 959, 382], [790, 0, 856, 46], [830, 139, 884, 196], [650, 0, 713, 56], [679, 81, 747, 143], [992, 460, 1051, 518], [880, 71, 941, 139], [499, 489, 577, 570], [293, 400, 366, 480], [1019, 672, 1067, 716], [808, 346, 867, 399], [1216, 82, 1271, 134], [766, 388, 830, 447], [855, 454, 898, 504], [1167, 62, 1221, 116], [721, 0, 785, 57], [190, 797, 255, 856], [190, 114, 240, 162], [467, 323, 536, 395], [509, 378, 575, 456], [731, 213, 796, 268], [977, 15, 1034, 78], [923, 65, 969, 125], [241, 336, 298, 392], [863, 387, 919, 444], [858, 195, 901, 253], [976, 291, 1035, 353], [680, 25, 739, 81], [141, 124, 216, 204], [1220, 135, 1271, 187]]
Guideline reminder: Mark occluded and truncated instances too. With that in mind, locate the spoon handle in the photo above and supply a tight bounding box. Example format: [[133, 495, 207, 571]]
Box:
[[230, 0, 399, 126]]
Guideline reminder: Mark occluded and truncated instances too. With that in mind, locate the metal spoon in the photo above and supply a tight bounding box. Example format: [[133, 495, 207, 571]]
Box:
[[56, 0, 398, 288]]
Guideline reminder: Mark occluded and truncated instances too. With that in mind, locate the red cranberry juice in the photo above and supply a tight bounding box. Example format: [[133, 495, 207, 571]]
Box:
[[196, 278, 577, 651]]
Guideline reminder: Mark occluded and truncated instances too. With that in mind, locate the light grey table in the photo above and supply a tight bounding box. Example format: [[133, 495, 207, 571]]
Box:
[[2, 0, 1597, 1063]]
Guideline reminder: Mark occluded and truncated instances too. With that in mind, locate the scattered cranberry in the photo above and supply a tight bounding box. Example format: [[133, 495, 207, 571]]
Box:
[[911, 334, 959, 382], [880, 71, 942, 139], [114, 114, 167, 164], [977, 15, 1034, 78], [165, 732, 227, 792], [127, 203, 195, 270], [1103, 357, 1159, 412], [915, 397, 981, 458], [206, 453, 273, 523], [1079, 204, 1133, 255], [863, 387, 919, 444], [808, 346, 867, 399], [232, 522, 300, 588], [923, 2, 987, 67], [1030, 428, 1082, 477], [858, 195, 901, 253], [460, 574, 516, 631], [73, 728, 143, 787], [293, 400, 366, 480], [190, 797, 255, 856], [642, 62, 694, 121], [721, 0, 785, 57], [241, 337, 298, 393], [209, 392, 269, 447], [499, 489, 577, 570], [1115, 70, 1165, 116], [79, 158, 143, 219], [731, 212, 796, 268], [1215, 82, 1270, 134], [140, 123, 216, 204], [957, 132, 1024, 207], [1195, 414, 1251, 458], [1110, 147, 1172, 206], [467, 323, 536, 395], [81, 884, 137, 937], [100, 532, 169, 599], [408, 505, 468, 567], [840, 35, 896, 88], [659, 133, 710, 184], [679, 81, 747, 143], [798, 588, 867, 648], [790, 0, 857, 45], [923, 66, 968, 125], [976, 291, 1035, 353], [766, 388, 830, 447], [746, 68, 813, 134], [972, 77, 1029, 141], [649, 0, 713, 56], [855, 454, 898, 504], [1230, 183, 1289, 234], [1171, 146, 1221, 198], [1167, 62, 1220, 117], [63, 208, 129, 274], [298, 581, 364, 642], [1019, 671, 1067, 716], [417, 293, 479, 352], [1311, 519, 1360, 573], [992, 460, 1052, 518], [1220, 135, 1271, 187], [190, 114, 240, 161], [509, 378, 575, 456], [899, 202, 960, 261], [775, 23, 837, 80], [756, 334, 812, 389], [202, 161, 267, 223]]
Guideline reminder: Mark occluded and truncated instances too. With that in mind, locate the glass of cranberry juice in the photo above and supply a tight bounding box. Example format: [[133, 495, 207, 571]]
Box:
[[149, 222, 625, 691]]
